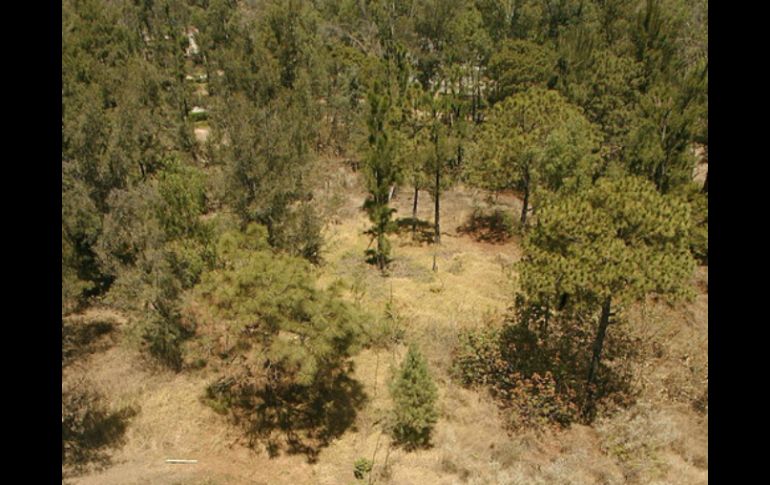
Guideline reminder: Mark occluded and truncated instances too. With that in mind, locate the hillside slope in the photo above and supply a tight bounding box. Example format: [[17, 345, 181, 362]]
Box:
[[64, 160, 707, 484]]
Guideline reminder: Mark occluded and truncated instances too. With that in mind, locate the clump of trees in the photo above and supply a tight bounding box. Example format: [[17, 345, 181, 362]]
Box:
[[62, 0, 707, 457]]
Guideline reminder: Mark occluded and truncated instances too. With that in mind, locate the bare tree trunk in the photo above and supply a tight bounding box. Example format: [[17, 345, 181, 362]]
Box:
[[585, 296, 612, 419], [472, 65, 478, 122], [520, 182, 530, 227], [434, 166, 441, 244], [412, 186, 419, 237], [702, 169, 708, 193]]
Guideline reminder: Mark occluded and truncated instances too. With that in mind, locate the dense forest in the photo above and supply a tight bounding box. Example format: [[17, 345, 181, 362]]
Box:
[[62, 0, 707, 483]]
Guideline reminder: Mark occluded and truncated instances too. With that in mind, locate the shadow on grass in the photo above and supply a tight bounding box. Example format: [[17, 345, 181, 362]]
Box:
[[62, 378, 138, 477], [207, 369, 367, 463], [62, 319, 116, 367], [453, 303, 639, 429], [394, 217, 435, 244], [456, 209, 515, 244]]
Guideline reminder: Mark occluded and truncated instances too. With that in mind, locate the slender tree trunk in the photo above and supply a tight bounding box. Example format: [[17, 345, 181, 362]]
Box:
[[434, 165, 441, 244], [520, 178, 530, 227], [702, 169, 708, 193], [412, 186, 419, 237], [472, 65, 478, 122], [585, 295, 612, 418]]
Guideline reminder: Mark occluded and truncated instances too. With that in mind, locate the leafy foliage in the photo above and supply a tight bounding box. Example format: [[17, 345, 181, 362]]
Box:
[[353, 457, 373, 480], [62, 0, 707, 466], [487, 39, 557, 103], [519, 175, 695, 417], [520, 175, 695, 308]]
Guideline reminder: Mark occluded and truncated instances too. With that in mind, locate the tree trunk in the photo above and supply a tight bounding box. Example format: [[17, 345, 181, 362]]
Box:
[[472, 66, 478, 122], [412, 186, 419, 237], [541, 302, 550, 338], [434, 165, 441, 244], [520, 179, 530, 227], [585, 296, 612, 418], [702, 169, 708, 193]]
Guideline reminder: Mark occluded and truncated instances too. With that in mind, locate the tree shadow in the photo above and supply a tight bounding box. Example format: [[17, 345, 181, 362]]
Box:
[[456, 209, 515, 244], [62, 379, 138, 477], [208, 368, 367, 463], [62, 319, 116, 367], [394, 217, 435, 244], [501, 305, 639, 425], [454, 303, 639, 429]]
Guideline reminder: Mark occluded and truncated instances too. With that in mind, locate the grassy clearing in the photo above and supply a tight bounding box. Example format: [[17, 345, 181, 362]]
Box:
[[65, 159, 707, 484]]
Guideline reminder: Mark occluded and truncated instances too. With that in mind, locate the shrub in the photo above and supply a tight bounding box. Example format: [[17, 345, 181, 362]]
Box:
[[353, 457, 373, 479], [452, 326, 503, 387], [142, 310, 185, 372], [389, 345, 438, 449], [268, 202, 324, 264], [596, 402, 679, 482], [452, 299, 637, 430], [189, 108, 208, 122]]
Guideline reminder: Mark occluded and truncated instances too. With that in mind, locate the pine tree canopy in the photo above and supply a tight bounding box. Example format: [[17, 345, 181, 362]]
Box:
[[520, 175, 695, 308]]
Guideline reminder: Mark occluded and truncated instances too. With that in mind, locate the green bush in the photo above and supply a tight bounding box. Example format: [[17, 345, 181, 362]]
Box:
[[142, 311, 185, 372], [268, 202, 324, 264], [353, 457, 373, 479], [188, 108, 209, 122]]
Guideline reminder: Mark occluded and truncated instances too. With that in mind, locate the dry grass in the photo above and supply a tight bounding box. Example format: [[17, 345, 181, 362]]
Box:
[[66, 159, 707, 484]]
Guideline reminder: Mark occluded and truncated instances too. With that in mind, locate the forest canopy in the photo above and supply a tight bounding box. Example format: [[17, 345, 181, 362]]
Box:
[[62, 0, 707, 475]]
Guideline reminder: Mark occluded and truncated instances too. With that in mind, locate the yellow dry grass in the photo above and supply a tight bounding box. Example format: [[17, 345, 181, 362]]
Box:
[[65, 160, 707, 484]]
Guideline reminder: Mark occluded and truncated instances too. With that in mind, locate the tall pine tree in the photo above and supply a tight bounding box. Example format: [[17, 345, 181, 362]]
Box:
[[519, 175, 694, 417], [363, 82, 399, 270]]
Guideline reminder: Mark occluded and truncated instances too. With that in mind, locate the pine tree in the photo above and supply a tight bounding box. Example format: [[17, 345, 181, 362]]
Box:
[[487, 39, 557, 104], [363, 82, 399, 270], [394, 83, 432, 238], [519, 175, 695, 418], [389, 345, 438, 449], [468, 87, 601, 227]]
